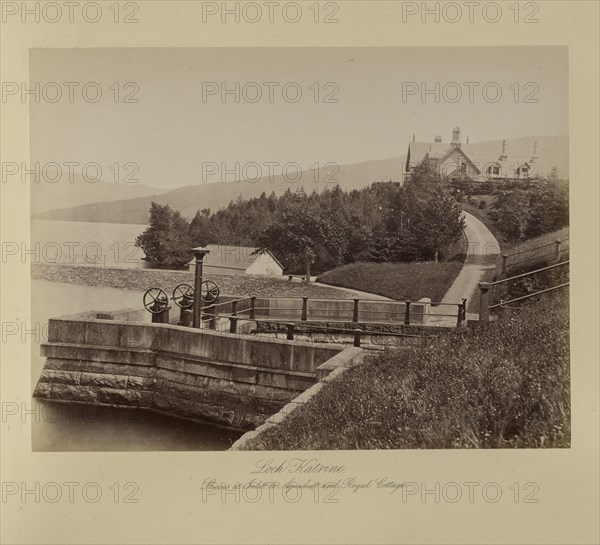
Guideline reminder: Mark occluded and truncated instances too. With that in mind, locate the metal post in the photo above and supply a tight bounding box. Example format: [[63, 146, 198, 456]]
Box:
[[353, 329, 361, 347], [301, 297, 308, 321], [353, 299, 359, 323], [478, 282, 492, 322], [286, 323, 295, 340], [180, 309, 192, 327], [250, 297, 256, 320], [208, 304, 217, 329], [404, 301, 411, 325], [555, 239, 561, 261], [191, 247, 210, 328], [152, 307, 171, 324], [457, 298, 467, 327]]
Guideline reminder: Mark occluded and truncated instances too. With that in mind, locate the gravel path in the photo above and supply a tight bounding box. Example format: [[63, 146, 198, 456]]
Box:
[[428, 211, 500, 325]]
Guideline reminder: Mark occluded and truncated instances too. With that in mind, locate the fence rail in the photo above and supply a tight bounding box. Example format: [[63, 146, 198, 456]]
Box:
[[479, 260, 569, 321], [196, 311, 436, 348], [498, 237, 569, 277], [204, 295, 468, 328]]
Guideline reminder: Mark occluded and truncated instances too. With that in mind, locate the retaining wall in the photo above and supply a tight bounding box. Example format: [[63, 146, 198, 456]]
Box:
[[230, 347, 364, 450], [34, 309, 348, 430]]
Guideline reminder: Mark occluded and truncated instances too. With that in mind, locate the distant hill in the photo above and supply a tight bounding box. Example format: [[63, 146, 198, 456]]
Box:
[[34, 135, 568, 225], [33, 157, 406, 224], [31, 172, 163, 214]]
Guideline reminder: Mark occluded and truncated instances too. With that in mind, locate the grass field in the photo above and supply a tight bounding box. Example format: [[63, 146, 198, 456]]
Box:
[[31, 263, 359, 299], [316, 261, 464, 302], [241, 291, 570, 450]]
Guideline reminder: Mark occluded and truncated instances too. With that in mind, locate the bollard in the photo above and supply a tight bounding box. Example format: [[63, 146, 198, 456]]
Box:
[[301, 297, 308, 321], [478, 282, 492, 322], [249, 297, 256, 320], [353, 329, 361, 347], [180, 309, 192, 327], [152, 306, 171, 324], [353, 299, 360, 323], [286, 323, 295, 340], [404, 301, 411, 325]]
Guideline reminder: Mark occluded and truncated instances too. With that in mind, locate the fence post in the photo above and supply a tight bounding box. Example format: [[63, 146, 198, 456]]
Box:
[[501, 254, 508, 276], [353, 299, 360, 323], [229, 316, 238, 334], [555, 239, 561, 261], [231, 300, 237, 317], [286, 323, 295, 340], [457, 298, 467, 327], [353, 329, 361, 347], [249, 297, 256, 320], [478, 282, 492, 322], [404, 301, 411, 325], [207, 304, 217, 329], [301, 297, 308, 321]]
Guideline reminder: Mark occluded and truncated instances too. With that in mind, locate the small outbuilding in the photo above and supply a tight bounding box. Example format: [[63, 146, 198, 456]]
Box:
[[191, 244, 284, 276]]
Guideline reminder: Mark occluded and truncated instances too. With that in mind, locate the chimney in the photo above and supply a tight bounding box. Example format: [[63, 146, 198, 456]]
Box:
[[434, 135, 442, 143], [412, 133, 416, 142], [451, 127, 461, 147], [531, 140, 539, 162], [499, 139, 508, 161]]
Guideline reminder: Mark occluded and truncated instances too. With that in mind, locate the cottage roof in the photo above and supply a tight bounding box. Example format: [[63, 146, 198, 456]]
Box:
[[197, 244, 283, 271]]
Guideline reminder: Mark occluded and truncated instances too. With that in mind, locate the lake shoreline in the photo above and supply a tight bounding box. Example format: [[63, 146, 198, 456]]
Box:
[[31, 263, 358, 299]]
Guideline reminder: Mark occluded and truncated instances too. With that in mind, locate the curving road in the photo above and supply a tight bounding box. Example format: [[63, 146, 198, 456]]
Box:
[[428, 211, 500, 325]]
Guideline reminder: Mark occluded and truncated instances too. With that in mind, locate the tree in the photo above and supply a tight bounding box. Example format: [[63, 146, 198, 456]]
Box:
[[189, 208, 212, 246], [256, 205, 346, 280], [409, 188, 466, 261], [135, 202, 193, 267]]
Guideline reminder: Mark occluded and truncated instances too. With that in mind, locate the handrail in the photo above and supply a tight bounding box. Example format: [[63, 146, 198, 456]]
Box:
[[489, 283, 569, 309], [491, 260, 569, 286]]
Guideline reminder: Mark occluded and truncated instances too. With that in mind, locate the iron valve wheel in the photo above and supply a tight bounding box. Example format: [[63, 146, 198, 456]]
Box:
[[172, 283, 194, 308], [200, 280, 220, 303], [143, 287, 169, 314]]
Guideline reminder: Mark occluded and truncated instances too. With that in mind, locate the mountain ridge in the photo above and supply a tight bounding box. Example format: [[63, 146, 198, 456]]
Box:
[[34, 135, 568, 225]]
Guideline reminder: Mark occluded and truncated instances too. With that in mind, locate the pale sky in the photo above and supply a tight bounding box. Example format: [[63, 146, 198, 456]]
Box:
[[30, 46, 568, 190]]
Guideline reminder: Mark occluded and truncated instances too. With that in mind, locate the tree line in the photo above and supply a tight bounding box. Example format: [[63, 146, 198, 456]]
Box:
[[135, 161, 466, 272]]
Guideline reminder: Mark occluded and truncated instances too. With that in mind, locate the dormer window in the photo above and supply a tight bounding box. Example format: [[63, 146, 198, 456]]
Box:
[[487, 164, 501, 176]]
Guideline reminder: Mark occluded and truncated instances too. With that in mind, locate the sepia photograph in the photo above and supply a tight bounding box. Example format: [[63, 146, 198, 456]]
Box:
[[2, 2, 599, 544], [26, 46, 570, 452]]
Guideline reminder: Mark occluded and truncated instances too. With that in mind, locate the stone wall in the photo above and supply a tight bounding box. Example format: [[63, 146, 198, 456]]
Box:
[[230, 347, 364, 450], [34, 310, 347, 430]]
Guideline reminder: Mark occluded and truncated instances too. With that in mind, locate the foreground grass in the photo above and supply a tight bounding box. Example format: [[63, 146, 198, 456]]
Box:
[[317, 261, 463, 302], [241, 292, 570, 450]]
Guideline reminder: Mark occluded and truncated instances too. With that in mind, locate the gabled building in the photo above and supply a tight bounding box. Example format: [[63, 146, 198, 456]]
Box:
[[188, 244, 284, 276], [404, 127, 541, 183]]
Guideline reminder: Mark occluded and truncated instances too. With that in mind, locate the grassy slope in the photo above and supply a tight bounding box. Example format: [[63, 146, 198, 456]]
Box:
[[241, 292, 570, 450], [317, 261, 463, 302]]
